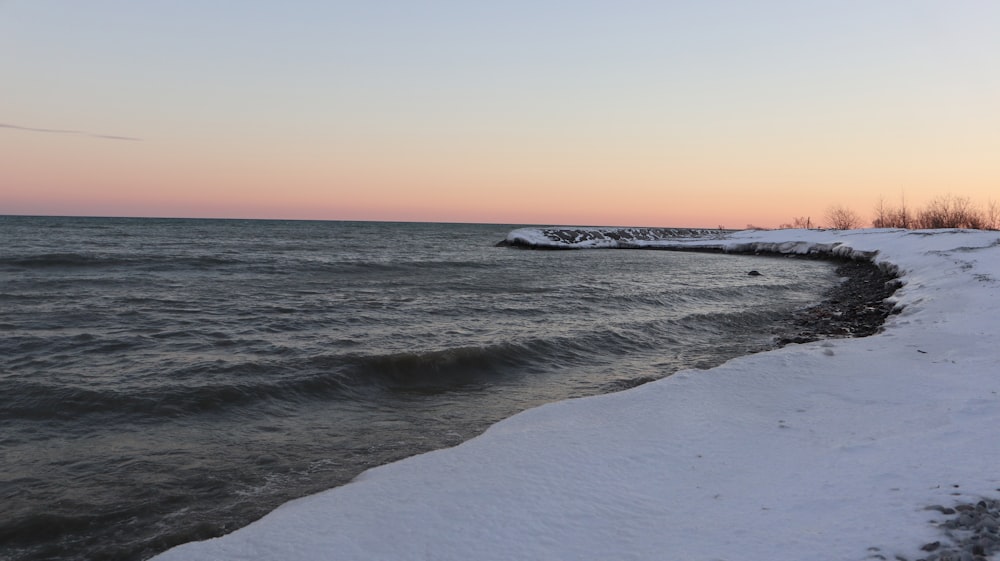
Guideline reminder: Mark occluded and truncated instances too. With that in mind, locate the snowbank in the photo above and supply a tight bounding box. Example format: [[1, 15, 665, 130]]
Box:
[[154, 228, 1000, 561]]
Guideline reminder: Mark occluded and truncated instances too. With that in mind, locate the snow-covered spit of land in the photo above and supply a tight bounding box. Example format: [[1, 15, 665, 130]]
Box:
[[154, 228, 1000, 561]]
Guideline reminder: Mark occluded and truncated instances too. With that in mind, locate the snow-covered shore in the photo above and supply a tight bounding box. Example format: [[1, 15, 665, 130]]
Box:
[[154, 228, 1000, 561]]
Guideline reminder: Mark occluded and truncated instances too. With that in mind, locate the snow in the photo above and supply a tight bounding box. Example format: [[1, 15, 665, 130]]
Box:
[[503, 226, 728, 249], [153, 228, 1000, 561]]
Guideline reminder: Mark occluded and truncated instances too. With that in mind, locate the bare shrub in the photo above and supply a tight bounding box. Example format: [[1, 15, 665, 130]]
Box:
[[826, 205, 861, 229], [781, 194, 998, 231], [915, 194, 985, 229], [778, 216, 815, 229], [915, 200, 944, 229]]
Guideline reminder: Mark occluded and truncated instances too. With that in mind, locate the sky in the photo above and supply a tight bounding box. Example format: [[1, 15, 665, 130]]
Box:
[[2, 0, 999, 227]]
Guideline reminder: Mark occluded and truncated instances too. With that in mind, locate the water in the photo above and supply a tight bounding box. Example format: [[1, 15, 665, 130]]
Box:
[[0, 216, 841, 561]]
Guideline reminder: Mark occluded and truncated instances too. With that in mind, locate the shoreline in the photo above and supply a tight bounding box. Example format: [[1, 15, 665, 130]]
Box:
[[776, 258, 901, 346], [154, 228, 1000, 561], [503, 232, 904, 347]]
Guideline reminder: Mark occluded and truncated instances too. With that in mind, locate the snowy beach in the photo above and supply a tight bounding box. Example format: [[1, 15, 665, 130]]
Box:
[[153, 228, 1000, 561]]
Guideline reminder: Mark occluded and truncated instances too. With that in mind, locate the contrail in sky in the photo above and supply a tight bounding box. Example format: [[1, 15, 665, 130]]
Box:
[[0, 122, 143, 141]]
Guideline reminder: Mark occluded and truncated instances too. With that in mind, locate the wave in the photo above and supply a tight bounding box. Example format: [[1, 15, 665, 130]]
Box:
[[278, 260, 497, 279], [1, 283, 808, 424], [0, 253, 243, 270], [0, 253, 131, 269], [0, 511, 95, 554], [3, 304, 728, 420], [0, 252, 496, 279], [0, 338, 586, 421], [0, 300, 787, 424]]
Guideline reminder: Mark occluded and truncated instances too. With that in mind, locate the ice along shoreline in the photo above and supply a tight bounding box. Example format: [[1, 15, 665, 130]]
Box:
[[154, 228, 1000, 561]]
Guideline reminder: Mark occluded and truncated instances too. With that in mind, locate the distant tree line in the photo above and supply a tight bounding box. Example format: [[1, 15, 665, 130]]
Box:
[[773, 194, 1000, 231]]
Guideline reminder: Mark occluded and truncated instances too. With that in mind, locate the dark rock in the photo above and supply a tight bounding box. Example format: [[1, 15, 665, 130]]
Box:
[[774, 260, 900, 347], [901, 498, 1000, 561], [928, 505, 958, 515], [748, 270, 762, 276]]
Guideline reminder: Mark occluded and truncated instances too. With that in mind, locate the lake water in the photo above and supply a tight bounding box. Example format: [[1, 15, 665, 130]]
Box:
[[0, 216, 840, 561]]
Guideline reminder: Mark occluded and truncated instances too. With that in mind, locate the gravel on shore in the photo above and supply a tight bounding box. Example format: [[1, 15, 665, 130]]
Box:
[[773, 258, 902, 347], [866, 497, 1000, 561]]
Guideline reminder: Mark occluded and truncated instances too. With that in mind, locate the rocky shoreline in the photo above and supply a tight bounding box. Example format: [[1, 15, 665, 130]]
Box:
[[501, 232, 904, 345], [865, 497, 1000, 561], [774, 258, 902, 347]]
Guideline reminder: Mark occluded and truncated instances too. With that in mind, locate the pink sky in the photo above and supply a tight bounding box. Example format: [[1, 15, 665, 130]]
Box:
[[3, 2, 998, 228]]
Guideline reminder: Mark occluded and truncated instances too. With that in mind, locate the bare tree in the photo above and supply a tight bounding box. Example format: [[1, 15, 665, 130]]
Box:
[[986, 200, 1000, 230], [897, 193, 911, 229], [826, 205, 861, 229], [916, 194, 984, 229], [871, 194, 911, 228], [872, 197, 891, 228]]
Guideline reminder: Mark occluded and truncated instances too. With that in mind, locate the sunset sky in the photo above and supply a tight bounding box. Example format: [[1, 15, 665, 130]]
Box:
[[3, 1, 998, 228]]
